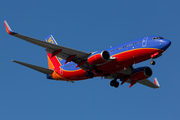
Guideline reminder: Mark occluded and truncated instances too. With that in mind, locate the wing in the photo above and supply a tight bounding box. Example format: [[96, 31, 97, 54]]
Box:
[[4, 21, 91, 71], [104, 66, 160, 89], [104, 66, 134, 79], [138, 78, 160, 89]]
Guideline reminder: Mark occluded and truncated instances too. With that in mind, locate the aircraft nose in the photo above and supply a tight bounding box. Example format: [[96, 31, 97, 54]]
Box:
[[161, 39, 171, 51]]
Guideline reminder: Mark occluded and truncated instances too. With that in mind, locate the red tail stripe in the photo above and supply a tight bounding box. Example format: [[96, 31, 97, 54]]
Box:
[[47, 52, 62, 67]]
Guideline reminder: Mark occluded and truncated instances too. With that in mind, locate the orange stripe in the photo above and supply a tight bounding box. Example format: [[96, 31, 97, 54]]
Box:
[[47, 56, 55, 69]]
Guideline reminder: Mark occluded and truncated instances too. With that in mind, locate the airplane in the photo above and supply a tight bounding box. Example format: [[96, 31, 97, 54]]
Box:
[[4, 20, 171, 88]]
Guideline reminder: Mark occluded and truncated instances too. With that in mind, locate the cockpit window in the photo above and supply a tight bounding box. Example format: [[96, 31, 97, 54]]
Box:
[[153, 37, 164, 40]]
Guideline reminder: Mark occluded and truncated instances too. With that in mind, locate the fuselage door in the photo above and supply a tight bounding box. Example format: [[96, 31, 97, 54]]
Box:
[[60, 65, 64, 75], [142, 37, 148, 47]]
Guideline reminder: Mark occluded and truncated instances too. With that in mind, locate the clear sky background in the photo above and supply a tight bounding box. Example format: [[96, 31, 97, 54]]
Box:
[[1, 0, 180, 120]]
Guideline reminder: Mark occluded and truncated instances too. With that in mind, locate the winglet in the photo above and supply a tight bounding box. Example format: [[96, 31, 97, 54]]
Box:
[[4, 20, 16, 35], [154, 78, 160, 88]]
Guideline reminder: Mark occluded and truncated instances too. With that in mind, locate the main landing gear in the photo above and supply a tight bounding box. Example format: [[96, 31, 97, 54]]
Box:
[[110, 79, 119, 88], [85, 66, 103, 78], [85, 71, 94, 78]]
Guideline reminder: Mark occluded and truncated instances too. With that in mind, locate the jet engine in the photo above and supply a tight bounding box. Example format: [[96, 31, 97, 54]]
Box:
[[88, 50, 110, 65], [130, 67, 152, 81]]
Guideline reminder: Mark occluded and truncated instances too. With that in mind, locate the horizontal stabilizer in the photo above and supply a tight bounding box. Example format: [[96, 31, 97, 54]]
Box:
[[12, 60, 54, 74]]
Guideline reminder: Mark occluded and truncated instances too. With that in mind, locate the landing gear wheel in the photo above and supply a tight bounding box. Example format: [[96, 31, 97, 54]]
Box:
[[110, 80, 115, 86], [150, 60, 156, 65], [110, 80, 119, 88], [114, 82, 119, 88], [85, 71, 94, 78]]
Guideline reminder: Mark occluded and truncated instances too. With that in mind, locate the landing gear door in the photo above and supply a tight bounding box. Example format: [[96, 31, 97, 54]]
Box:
[[142, 37, 148, 47]]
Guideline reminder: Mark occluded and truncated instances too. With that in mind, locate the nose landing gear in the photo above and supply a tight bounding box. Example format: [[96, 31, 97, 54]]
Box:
[[150, 59, 156, 65], [150, 52, 162, 65]]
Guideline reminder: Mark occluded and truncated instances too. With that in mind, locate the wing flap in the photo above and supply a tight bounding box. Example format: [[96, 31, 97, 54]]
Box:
[[12, 60, 54, 74]]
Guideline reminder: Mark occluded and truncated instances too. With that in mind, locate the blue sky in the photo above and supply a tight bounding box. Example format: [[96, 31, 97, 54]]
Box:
[[1, 0, 180, 120]]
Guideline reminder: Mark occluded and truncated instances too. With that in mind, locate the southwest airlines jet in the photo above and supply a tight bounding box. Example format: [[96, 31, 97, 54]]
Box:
[[4, 21, 171, 88]]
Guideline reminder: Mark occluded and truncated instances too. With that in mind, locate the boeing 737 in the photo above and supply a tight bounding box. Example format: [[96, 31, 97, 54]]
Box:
[[4, 21, 171, 88]]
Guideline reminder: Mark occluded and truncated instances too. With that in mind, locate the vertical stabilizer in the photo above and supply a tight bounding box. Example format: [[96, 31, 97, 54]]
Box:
[[45, 35, 58, 45], [45, 35, 65, 69]]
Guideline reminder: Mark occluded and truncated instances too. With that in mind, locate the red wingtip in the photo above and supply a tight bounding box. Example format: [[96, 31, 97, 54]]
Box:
[[4, 21, 16, 35], [154, 78, 160, 88]]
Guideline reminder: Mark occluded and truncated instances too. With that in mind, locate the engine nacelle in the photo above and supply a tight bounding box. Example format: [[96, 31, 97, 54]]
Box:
[[88, 50, 110, 65], [130, 67, 152, 81]]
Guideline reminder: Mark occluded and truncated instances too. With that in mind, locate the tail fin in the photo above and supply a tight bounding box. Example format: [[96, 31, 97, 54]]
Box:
[[45, 35, 58, 45], [45, 35, 65, 69]]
